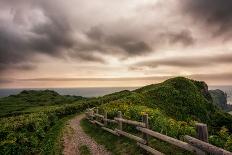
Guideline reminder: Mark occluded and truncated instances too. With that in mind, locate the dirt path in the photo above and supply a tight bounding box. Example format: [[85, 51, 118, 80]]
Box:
[[63, 114, 111, 155]]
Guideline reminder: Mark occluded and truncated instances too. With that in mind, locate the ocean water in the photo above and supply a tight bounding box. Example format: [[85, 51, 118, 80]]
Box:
[[0, 86, 231, 104], [0, 87, 138, 98]]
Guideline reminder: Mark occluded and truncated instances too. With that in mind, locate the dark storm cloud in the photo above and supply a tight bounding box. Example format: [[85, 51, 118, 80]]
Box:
[[3, 72, 232, 83], [181, 0, 232, 38], [77, 53, 106, 63], [162, 30, 195, 46], [0, 1, 154, 72], [108, 35, 152, 55], [0, 24, 28, 64], [0, 0, 198, 73], [132, 53, 232, 69], [0, 1, 76, 71], [30, 14, 74, 55], [85, 26, 195, 57], [86, 26, 152, 56], [0, 63, 36, 72]]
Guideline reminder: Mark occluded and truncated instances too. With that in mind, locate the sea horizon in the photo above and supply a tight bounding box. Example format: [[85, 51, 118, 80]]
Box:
[[0, 87, 138, 98], [0, 86, 232, 105]]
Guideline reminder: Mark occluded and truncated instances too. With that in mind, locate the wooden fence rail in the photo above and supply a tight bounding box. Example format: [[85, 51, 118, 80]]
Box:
[[85, 108, 232, 155], [136, 127, 205, 155], [114, 117, 146, 127], [184, 136, 232, 155]]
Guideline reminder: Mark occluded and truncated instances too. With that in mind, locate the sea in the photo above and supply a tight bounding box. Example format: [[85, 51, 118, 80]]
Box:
[[0, 86, 231, 104], [0, 87, 138, 98]]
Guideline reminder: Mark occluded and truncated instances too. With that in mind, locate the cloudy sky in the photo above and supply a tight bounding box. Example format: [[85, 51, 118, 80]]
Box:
[[0, 0, 232, 88]]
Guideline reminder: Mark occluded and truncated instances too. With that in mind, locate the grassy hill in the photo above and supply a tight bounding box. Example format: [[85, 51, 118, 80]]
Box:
[[98, 77, 232, 151], [134, 77, 214, 122], [0, 89, 131, 154], [0, 90, 86, 117], [0, 77, 232, 154]]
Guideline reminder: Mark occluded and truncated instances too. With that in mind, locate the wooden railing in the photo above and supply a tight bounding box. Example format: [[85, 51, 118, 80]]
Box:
[[85, 108, 232, 155]]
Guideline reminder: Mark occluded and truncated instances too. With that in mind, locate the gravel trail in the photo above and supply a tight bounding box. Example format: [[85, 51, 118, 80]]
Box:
[[63, 114, 111, 155]]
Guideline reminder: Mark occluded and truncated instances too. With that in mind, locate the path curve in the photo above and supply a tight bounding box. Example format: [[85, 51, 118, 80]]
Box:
[[63, 114, 111, 155]]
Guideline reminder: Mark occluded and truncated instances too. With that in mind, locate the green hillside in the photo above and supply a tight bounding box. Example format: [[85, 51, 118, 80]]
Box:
[[134, 77, 214, 122], [99, 77, 232, 151], [0, 90, 86, 117], [135, 77, 232, 132], [0, 88, 132, 154], [0, 77, 232, 154]]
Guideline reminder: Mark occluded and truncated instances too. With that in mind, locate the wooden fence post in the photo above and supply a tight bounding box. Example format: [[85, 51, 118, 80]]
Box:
[[118, 111, 122, 130], [90, 109, 94, 121], [87, 108, 91, 119], [95, 107, 99, 122], [96, 107, 99, 114], [142, 114, 149, 144], [104, 111, 107, 126], [196, 123, 208, 143]]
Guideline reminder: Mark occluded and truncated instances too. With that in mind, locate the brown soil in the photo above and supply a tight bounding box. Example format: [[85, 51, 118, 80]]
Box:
[[63, 114, 111, 155]]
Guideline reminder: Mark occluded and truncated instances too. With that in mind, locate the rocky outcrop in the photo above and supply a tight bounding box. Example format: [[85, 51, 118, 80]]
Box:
[[209, 89, 232, 111]]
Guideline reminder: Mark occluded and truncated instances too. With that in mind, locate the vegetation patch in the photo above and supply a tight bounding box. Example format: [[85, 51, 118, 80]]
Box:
[[0, 89, 127, 154], [79, 145, 91, 155], [41, 114, 76, 155], [1, 77, 232, 154], [81, 119, 193, 155], [81, 119, 141, 155]]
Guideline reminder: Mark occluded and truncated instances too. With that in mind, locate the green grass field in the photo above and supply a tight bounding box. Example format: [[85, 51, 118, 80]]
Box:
[[1, 77, 232, 154], [80, 119, 193, 155]]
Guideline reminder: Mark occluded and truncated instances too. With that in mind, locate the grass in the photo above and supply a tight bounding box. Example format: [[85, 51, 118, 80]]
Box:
[[1, 77, 232, 154], [80, 119, 193, 155], [41, 114, 77, 155], [80, 119, 141, 155], [79, 145, 91, 155], [0, 90, 86, 117]]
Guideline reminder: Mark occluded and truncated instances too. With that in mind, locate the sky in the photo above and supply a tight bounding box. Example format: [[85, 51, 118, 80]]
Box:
[[0, 0, 232, 88]]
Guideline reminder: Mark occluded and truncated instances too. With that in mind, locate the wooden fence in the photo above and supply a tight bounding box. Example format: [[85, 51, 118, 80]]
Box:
[[85, 107, 232, 155]]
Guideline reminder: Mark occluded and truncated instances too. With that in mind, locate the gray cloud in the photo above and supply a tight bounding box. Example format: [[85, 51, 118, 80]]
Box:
[[132, 53, 232, 69], [0, 79, 14, 84], [1, 72, 232, 84], [191, 73, 232, 82], [85, 26, 195, 58], [0, 1, 76, 72], [0, 0, 199, 73], [161, 30, 195, 46], [0, 1, 155, 71], [77, 53, 106, 63], [85, 26, 152, 56], [181, 0, 232, 38]]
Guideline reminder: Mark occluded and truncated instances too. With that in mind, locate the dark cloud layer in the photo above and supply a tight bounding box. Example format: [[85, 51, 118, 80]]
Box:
[[0, 1, 75, 72], [2, 72, 232, 84], [0, 1, 154, 72], [1, 0, 231, 83], [182, 0, 232, 38], [132, 53, 232, 69], [85, 26, 194, 57], [85, 26, 152, 56], [0, 0, 199, 73], [162, 30, 195, 46]]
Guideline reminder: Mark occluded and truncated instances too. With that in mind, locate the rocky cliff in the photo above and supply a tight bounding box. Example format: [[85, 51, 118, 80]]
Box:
[[209, 89, 232, 111]]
